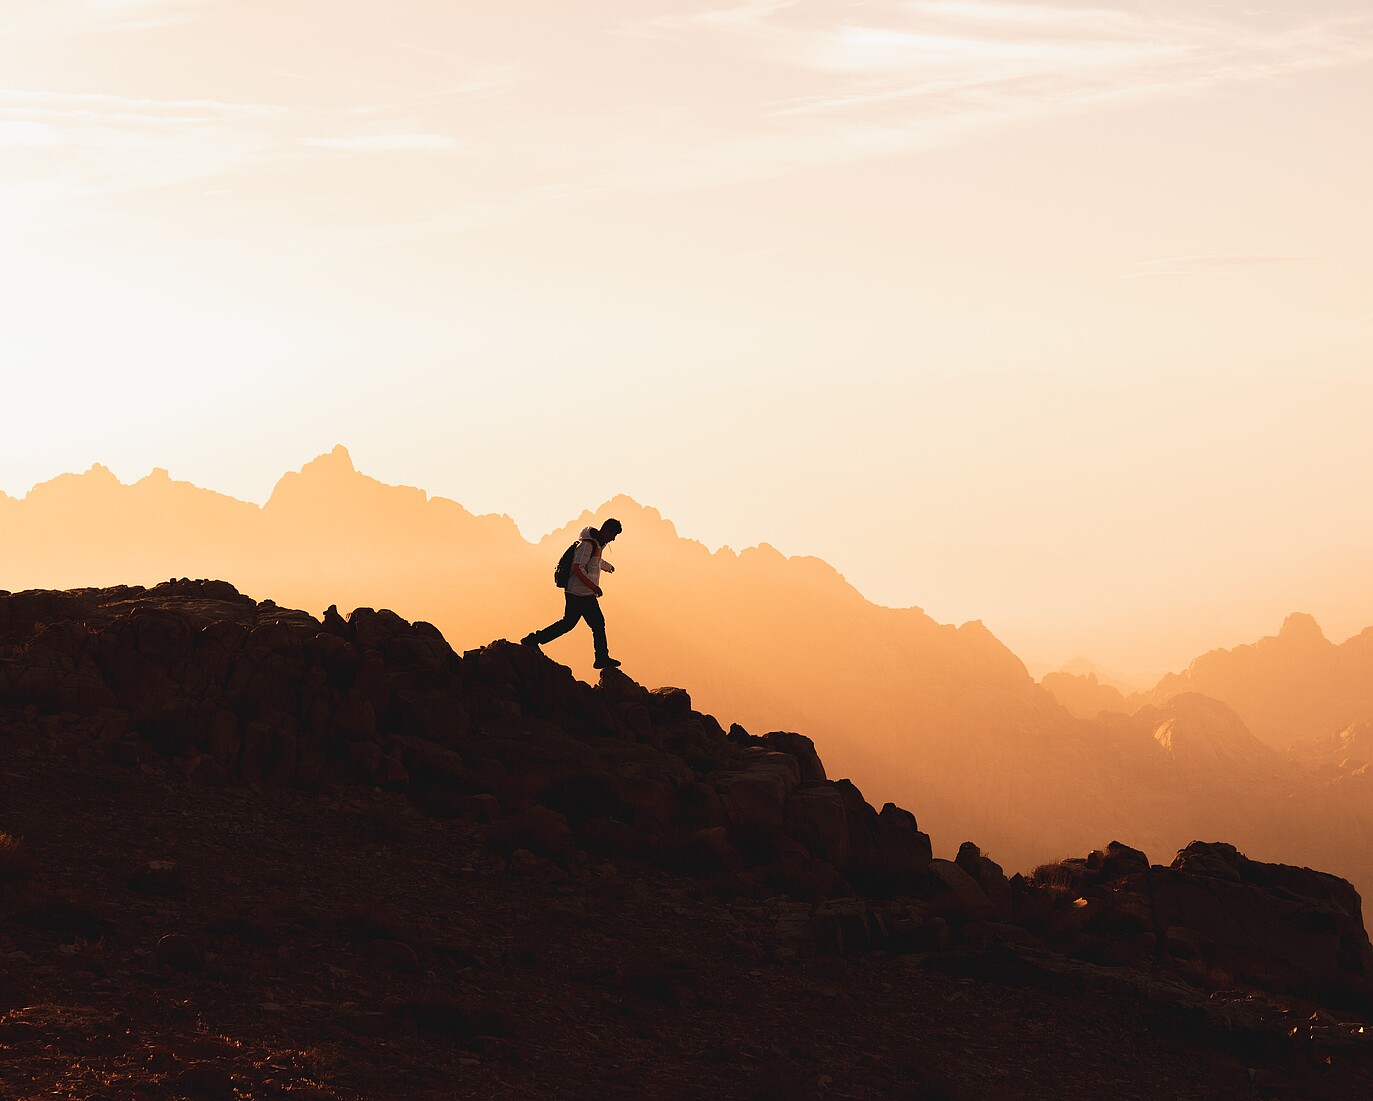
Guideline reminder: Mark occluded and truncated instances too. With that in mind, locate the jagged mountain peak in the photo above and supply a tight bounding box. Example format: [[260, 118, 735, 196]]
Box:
[[264, 446, 428, 518], [1278, 611, 1327, 645], [277, 444, 363, 488], [591, 495, 676, 537], [24, 461, 122, 501], [1147, 609, 1372, 748], [307, 443, 357, 474]]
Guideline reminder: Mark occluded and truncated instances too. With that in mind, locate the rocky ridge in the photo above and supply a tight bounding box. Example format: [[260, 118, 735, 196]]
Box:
[[2, 581, 1373, 1099], [11, 450, 1373, 904]]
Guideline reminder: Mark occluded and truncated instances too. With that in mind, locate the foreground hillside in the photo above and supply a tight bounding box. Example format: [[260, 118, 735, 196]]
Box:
[[2, 582, 1372, 1099]]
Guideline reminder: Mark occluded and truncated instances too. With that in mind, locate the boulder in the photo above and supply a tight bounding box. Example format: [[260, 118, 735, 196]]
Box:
[[783, 785, 850, 870], [833, 782, 931, 895], [955, 843, 1013, 920], [154, 933, 203, 973], [711, 750, 802, 835], [761, 731, 827, 784], [929, 859, 995, 923], [1147, 842, 1373, 999], [1097, 841, 1150, 880]]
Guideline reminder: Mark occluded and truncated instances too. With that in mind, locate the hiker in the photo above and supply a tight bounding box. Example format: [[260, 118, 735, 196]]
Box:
[[522, 517, 623, 669]]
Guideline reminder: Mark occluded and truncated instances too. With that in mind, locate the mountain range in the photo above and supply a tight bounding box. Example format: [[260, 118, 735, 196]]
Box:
[[3, 447, 1370, 899]]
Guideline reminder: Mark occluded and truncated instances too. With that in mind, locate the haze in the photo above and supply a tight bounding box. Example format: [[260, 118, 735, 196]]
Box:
[[5, 448, 1372, 904], [3, 0, 1373, 674]]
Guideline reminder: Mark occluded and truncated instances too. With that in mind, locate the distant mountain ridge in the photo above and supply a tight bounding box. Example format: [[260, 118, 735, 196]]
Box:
[[1144, 613, 1373, 749], [4, 448, 1372, 899]]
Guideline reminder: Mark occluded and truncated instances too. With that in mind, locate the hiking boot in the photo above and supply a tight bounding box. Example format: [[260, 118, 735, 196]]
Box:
[[593, 655, 621, 669], [520, 633, 542, 650]]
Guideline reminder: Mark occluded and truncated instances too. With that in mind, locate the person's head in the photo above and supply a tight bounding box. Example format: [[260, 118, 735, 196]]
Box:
[[598, 517, 622, 544]]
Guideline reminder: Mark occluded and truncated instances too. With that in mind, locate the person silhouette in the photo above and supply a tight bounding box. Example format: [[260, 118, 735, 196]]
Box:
[[522, 517, 623, 668]]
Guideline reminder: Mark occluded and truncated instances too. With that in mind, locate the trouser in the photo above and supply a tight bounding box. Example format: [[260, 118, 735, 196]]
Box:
[[532, 593, 609, 659]]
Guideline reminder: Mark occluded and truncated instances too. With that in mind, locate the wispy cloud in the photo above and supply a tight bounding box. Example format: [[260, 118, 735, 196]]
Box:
[[303, 133, 460, 153], [3, 2, 1370, 265], [0, 87, 283, 121], [1128, 255, 1318, 277], [0, 82, 471, 216], [582, 2, 1373, 212], [0, 87, 287, 207]]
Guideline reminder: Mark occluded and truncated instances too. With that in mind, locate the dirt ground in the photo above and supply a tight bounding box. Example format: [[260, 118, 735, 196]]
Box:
[[4, 718, 1370, 1101]]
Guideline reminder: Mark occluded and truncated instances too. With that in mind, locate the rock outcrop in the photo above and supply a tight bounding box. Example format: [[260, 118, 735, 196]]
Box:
[[1027, 840, 1373, 1004], [2, 581, 1371, 1013], [0, 581, 933, 904], [4, 582, 1373, 1098]]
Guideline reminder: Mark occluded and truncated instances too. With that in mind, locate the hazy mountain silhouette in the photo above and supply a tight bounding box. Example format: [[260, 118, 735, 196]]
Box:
[[4, 448, 1373, 898], [1046, 635, 1373, 899], [1058, 657, 1157, 694], [1040, 670, 1133, 720], [1142, 612, 1373, 749]]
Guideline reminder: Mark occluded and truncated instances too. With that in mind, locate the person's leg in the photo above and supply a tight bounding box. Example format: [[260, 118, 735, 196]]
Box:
[[583, 597, 613, 664], [527, 594, 583, 644]]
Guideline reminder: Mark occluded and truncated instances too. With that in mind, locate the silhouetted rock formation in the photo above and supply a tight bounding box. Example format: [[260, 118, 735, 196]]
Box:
[[0, 581, 934, 904], [2, 582, 1370, 1004], [1030, 840, 1373, 1005], [4, 582, 1373, 1097]]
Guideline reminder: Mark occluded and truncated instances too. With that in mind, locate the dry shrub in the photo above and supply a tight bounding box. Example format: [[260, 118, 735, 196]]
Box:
[[1029, 859, 1088, 896]]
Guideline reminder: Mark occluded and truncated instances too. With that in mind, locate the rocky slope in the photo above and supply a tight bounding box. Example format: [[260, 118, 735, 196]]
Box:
[[2, 582, 1372, 1099]]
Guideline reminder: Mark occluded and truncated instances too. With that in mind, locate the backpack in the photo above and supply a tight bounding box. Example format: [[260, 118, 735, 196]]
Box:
[[553, 540, 580, 588]]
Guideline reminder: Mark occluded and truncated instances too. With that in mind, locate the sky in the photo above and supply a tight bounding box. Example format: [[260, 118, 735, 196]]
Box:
[[2, 0, 1372, 675]]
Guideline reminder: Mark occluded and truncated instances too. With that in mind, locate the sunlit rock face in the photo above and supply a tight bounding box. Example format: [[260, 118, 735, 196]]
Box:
[[1145, 694, 1276, 777]]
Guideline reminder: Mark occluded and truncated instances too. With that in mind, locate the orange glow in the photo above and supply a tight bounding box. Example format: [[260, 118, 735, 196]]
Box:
[[4, 449, 1370, 901]]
